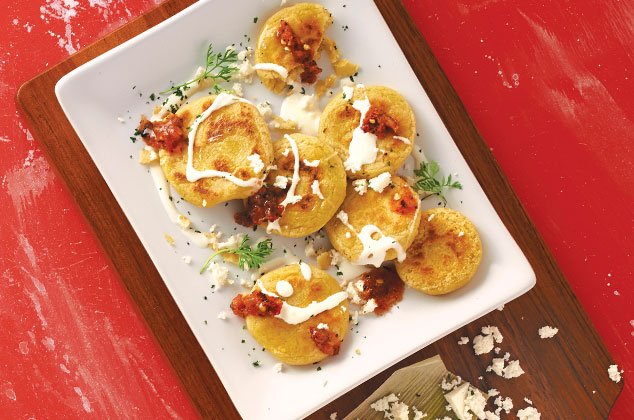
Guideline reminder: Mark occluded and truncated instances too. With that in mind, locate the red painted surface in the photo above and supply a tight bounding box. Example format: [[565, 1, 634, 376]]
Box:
[[0, 0, 631, 419]]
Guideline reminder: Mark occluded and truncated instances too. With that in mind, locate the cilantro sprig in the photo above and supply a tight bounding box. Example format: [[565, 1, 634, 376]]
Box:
[[161, 44, 238, 95], [412, 161, 462, 205], [200, 235, 273, 274]]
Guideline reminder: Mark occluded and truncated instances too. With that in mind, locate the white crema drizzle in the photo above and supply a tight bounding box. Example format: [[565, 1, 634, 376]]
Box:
[[186, 93, 263, 187], [257, 280, 347, 325], [253, 63, 289, 79], [148, 161, 213, 248], [343, 84, 380, 173], [267, 134, 302, 233], [336, 210, 406, 267]]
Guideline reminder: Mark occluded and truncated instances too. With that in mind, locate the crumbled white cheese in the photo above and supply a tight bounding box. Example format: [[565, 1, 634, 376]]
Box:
[[256, 102, 273, 120], [370, 393, 399, 412], [481, 325, 504, 343], [117, 116, 125, 123], [473, 334, 494, 355], [311, 180, 325, 199], [485, 411, 500, 420], [458, 336, 469, 345], [427, 213, 435, 222], [234, 57, 255, 83], [494, 347, 501, 354], [217, 233, 244, 250], [217, 312, 227, 320], [523, 397, 533, 405], [330, 249, 345, 266], [247, 153, 264, 174], [487, 358, 505, 376], [412, 407, 427, 420], [274, 363, 284, 373], [368, 172, 392, 193], [493, 396, 513, 415], [329, 412, 337, 420], [317, 323, 329, 330], [488, 389, 500, 397], [207, 263, 232, 287], [240, 279, 251, 288], [361, 298, 377, 315], [538, 325, 558, 338], [463, 386, 487, 419], [458, 231, 464, 237], [304, 238, 316, 257], [281, 148, 291, 157], [516, 406, 541, 420], [352, 179, 368, 195], [370, 394, 409, 420], [303, 159, 320, 167], [441, 375, 462, 391], [273, 175, 289, 189], [345, 280, 365, 305], [232, 82, 244, 97], [345, 232, 351, 238], [608, 364, 622, 383], [496, 304, 505, 311], [181, 255, 192, 264], [502, 360, 525, 379]]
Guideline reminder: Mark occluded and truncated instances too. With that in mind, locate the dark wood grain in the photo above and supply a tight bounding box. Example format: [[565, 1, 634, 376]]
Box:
[[16, 0, 622, 419]]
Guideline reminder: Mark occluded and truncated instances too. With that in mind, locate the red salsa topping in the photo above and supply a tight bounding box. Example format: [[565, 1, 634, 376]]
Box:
[[276, 20, 322, 84], [360, 106, 399, 137], [390, 185, 418, 216], [137, 114, 186, 154], [309, 326, 342, 355], [234, 186, 285, 227], [230, 290, 283, 318], [359, 267, 405, 315]]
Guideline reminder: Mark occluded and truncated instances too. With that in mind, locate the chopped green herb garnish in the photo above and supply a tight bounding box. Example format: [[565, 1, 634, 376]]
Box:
[[412, 161, 462, 205], [252, 361, 260, 367], [199, 235, 274, 273], [253, 17, 258, 23], [160, 44, 238, 95]]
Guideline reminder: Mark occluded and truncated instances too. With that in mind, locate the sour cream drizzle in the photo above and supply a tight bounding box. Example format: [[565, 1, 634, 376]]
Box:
[[336, 210, 406, 267], [148, 161, 212, 248], [186, 93, 262, 187], [267, 134, 302, 233], [299, 262, 312, 280], [393, 135, 411, 145], [343, 85, 380, 173], [253, 63, 289, 80], [257, 280, 347, 325]]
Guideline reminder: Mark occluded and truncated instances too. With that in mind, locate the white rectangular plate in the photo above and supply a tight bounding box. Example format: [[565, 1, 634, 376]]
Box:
[[55, 1, 535, 419]]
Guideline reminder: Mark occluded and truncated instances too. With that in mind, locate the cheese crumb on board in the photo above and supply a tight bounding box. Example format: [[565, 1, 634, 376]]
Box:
[[538, 325, 558, 338], [502, 359, 525, 379], [274, 363, 284, 373], [608, 364, 622, 383], [329, 413, 337, 420], [457, 336, 469, 345], [493, 396, 513, 415], [517, 406, 541, 420], [217, 312, 227, 320], [181, 255, 192, 264], [473, 334, 494, 355]]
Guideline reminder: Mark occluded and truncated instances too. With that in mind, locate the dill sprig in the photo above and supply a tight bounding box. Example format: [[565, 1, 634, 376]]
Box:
[[412, 161, 462, 205], [161, 44, 238, 95], [200, 235, 274, 274]]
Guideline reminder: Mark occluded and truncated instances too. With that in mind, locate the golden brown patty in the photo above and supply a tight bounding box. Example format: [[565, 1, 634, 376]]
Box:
[[318, 85, 416, 179], [395, 208, 482, 295], [325, 175, 421, 265], [159, 95, 273, 208], [246, 264, 349, 365], [255, 3, 332, 93], [265, 133, 346, 237]]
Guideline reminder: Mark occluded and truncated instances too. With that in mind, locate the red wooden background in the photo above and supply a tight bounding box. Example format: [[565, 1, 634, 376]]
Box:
[[1, 0, 631, 418]]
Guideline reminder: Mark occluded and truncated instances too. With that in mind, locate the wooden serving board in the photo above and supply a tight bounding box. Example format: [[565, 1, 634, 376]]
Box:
[[16, 0, 623, 418]]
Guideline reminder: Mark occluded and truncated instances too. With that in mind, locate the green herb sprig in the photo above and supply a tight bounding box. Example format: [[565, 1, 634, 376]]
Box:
[[161, 44, 238, 95], [200, 235, 273, 274], [413, 161, 462, 205]]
